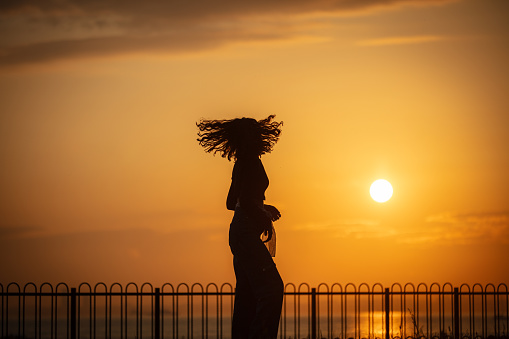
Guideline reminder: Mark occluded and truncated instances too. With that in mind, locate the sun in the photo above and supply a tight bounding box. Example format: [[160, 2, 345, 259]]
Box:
[[370, 179, 393, 203]]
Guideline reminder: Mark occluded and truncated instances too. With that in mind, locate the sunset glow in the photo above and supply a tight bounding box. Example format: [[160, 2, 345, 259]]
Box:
[[0, 0, 508, 288]]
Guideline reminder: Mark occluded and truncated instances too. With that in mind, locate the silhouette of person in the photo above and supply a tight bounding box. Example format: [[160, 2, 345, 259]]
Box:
[[197, 115, 284, 339]]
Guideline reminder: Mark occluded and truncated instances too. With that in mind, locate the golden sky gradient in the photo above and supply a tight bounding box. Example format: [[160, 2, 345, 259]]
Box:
[[1, 0, 508, 287]]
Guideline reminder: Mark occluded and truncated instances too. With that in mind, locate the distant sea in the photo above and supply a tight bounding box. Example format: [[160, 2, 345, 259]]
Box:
[[4, 314, 505, 339]]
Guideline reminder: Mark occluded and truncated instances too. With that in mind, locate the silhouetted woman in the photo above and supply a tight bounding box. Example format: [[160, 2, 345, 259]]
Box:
[[197, 115, 284, 339]]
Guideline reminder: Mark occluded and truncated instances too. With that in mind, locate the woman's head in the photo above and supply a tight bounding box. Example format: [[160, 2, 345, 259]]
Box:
[[197, 115, 283, 161]]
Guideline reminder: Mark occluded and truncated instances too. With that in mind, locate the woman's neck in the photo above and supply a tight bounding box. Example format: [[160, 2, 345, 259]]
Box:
[[236, 153, 260, 161]]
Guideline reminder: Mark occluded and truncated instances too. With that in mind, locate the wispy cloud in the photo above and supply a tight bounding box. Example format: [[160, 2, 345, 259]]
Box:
[[296, 219, 397, 239], [296, 211, 509, 245], [0, 0, 455, 66], [400, 211, 509, 245], [356, 35, 448, 46]]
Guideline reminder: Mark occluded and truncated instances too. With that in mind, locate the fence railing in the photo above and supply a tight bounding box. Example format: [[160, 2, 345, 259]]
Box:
[[1, 282, 508, 339]]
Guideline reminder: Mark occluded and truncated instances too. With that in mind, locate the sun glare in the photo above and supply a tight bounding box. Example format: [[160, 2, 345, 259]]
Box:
[[370, 179, 393, 203]]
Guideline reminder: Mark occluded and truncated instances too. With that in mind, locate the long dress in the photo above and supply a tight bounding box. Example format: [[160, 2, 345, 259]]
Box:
[[227, 155, 284, 339]]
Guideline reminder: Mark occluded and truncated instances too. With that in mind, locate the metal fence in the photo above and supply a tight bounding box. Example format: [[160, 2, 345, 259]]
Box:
[[1, 282, 508, 339]]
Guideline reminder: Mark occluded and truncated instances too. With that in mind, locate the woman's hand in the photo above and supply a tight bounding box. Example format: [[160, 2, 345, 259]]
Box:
[[264, 204, 281, 221]]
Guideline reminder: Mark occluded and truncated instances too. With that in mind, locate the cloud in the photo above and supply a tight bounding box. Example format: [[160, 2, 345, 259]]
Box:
[[0, 0, 458, 19], [400, 211, 509, 245], [0, 0, 456, 66], [296, 211, 509, 245], [356, 35, 447, 46], [296, 219, 397, 239]]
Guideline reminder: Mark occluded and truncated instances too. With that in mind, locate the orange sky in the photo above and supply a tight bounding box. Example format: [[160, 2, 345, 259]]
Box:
[[1, 0, 508, 288]]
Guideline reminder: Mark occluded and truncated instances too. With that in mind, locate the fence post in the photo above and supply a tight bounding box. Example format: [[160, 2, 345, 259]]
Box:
[[311, 288, 317, 339], [454, 287, 459, 339], [385, 288, 390, 339], [155, 288, 161, 339], [71, 288, 77, 339]]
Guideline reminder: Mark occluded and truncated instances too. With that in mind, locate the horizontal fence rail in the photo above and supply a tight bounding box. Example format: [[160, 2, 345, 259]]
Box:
[[1, 282, 508, 339]]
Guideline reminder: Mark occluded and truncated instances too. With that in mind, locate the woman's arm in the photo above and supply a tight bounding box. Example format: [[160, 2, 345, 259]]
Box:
[[226, 178, 237, 211], [226, 162, 237, 210]]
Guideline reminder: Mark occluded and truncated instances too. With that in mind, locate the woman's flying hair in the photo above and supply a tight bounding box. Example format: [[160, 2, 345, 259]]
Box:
[[197, 115, 282, 161]]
